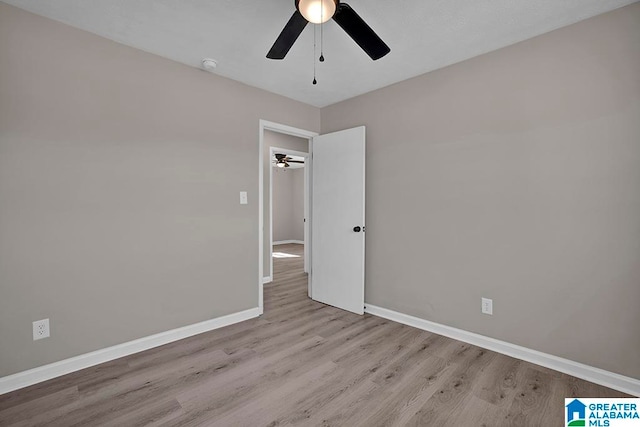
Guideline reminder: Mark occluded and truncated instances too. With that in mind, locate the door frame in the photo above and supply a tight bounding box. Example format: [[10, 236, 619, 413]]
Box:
[[269, 146, 310, 281], [258, 120, 317, 315]]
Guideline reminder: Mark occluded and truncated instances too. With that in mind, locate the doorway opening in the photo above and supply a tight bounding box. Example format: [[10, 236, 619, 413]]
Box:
[[258, 120, 317, 315], [270, 146, 309, 281]]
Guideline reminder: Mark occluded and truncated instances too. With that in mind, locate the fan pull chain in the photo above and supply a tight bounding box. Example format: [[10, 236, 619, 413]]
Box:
[[312, 24, 317, 85], [319, 7, 325, 62]]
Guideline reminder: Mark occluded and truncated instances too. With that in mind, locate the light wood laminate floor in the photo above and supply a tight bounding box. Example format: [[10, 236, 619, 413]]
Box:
[[0, 244, 629, 426]]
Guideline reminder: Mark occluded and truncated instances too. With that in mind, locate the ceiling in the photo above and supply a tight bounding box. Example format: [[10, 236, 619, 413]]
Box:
[[5, 0, 636, 107]]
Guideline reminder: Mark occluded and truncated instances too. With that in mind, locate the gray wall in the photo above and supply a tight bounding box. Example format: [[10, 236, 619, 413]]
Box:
[[262, 131, 308, 278], [273, 168, 305, 243], [321, 3, 640, 379], [0, 3, 319, 377]]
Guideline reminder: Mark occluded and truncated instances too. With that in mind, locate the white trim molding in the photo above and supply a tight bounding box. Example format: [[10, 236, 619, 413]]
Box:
[[0, 307, 261, 395], [263, 276, 272, 284], [364, 304, 640, 397], [273, 240, 304, 245]]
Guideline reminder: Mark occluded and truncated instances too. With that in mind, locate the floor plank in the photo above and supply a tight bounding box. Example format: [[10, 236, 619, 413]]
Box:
[[0, 243, 631, 426]]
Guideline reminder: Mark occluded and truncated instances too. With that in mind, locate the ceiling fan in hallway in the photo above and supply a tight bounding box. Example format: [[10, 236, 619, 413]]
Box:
[[267, 0, 390, 61], [274, 153, 305, 168]]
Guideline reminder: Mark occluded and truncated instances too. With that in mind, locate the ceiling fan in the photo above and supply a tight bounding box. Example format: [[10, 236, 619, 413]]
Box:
[[274, 153, 305, 168], [267, 0, 390, 61]]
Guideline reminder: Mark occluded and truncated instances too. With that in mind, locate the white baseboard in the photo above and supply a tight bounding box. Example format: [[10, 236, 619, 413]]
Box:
[[273, 240, 304, 245], [263, 276, 272, 284], [0, 307, 261, 395], [364, 304, 640, 397]]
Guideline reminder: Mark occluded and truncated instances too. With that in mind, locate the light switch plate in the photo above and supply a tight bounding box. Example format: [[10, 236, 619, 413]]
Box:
[[239, 191, 248, 205], [481, 298, 493, 315]]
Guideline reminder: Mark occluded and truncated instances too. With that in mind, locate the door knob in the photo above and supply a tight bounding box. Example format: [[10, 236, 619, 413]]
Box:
[[353, 226, 361, 232]]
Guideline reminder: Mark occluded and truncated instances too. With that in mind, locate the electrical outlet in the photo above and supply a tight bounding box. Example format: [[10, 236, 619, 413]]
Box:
[[33, 319, 50, 340], [481, 298, 493, 315]]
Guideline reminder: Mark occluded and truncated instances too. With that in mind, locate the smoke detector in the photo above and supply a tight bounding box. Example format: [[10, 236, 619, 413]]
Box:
[[201, 58, 218, 72]]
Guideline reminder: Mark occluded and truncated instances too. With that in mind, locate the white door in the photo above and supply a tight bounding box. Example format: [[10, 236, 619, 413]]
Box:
[[311, 126, 365, 314]]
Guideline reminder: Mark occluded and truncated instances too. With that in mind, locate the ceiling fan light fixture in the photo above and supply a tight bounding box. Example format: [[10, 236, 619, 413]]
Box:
[[296, 0, 337, 24]]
